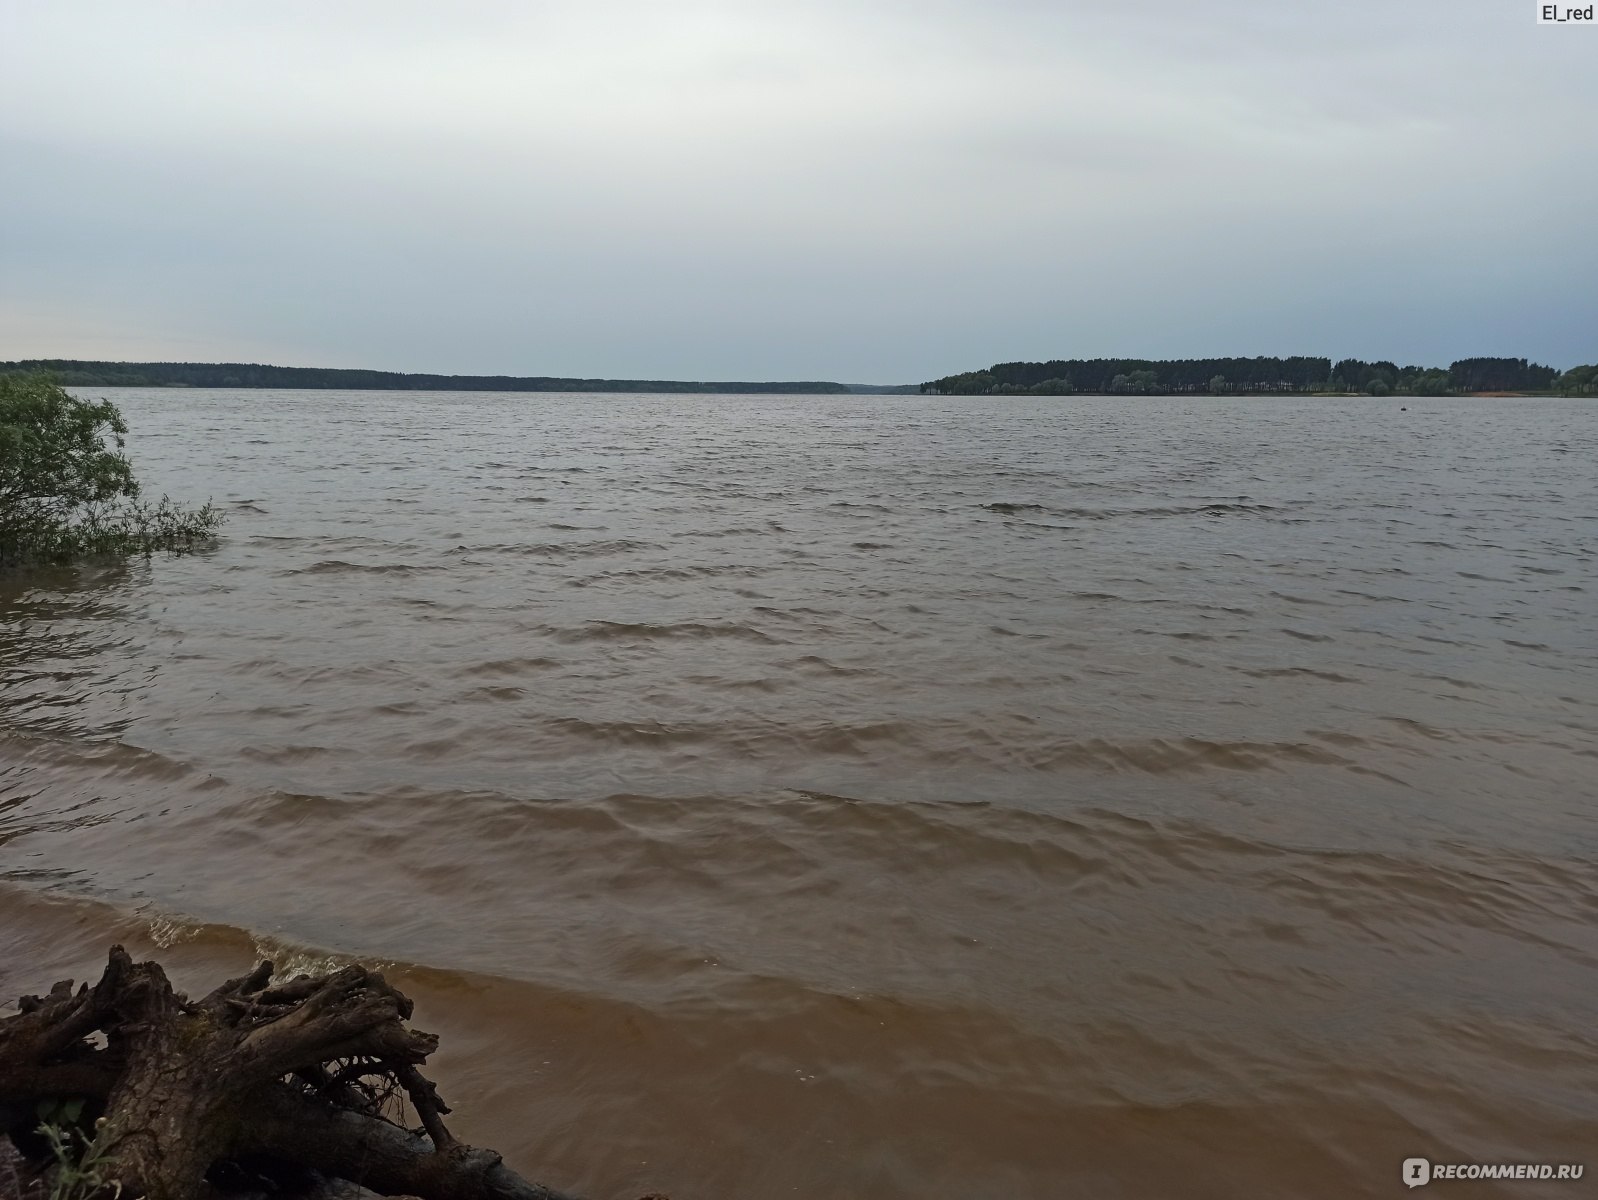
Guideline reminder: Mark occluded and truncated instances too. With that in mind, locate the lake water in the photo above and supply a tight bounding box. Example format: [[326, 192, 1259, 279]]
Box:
[[2, 389, 1595, 1198]]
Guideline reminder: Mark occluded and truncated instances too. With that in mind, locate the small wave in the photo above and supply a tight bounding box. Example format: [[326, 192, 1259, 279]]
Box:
[[1270, 592, 1334, 607], [673, 526, 768, 539], [284, 560, 444, 576], [785, 655, 877, 676], [251, 935, 387, 980], [568, 564, 761, 587], [548, 620, 785, 645], [238, 743, 337, 766], [1241, 667, 1358, 683], [463, 686, 527, 702], [459, 657, 564, 678], [981, 502, 1044, 514], [543, 717, 717, 748], [0, 732, 199, 785], [146, 913, 203, 948], [998, 502, 1285, 520], [450, 539, 659, 559], [1022, 735, 1348, 775]]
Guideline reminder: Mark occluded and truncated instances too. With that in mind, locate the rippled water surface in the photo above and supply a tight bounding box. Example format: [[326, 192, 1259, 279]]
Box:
[[2, 389, 1596, 1198]]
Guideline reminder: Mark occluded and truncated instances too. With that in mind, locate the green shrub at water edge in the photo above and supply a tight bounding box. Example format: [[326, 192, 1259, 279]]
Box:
[[0, 373, 223, 569]]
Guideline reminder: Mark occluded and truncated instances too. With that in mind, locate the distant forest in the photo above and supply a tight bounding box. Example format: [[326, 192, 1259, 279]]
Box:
[[7, 355, 1593, 399], [0, 360, 851, 395], [924, 356, 1596, 397]]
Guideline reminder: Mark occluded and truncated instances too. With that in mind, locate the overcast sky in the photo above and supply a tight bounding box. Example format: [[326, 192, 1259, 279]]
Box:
[[2, 1, 1593, 382]]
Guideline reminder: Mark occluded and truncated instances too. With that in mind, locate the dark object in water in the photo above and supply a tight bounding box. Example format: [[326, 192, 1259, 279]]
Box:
[[0, 947, 649, 1200], [981, 502, 1044, 514]]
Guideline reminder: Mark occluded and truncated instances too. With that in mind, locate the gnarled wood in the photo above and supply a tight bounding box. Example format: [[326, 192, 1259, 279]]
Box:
[[0, 947, 617, 1200]]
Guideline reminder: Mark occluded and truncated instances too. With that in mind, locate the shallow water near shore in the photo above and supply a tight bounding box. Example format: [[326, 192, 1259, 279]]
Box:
[[2, 389, 1595, 1198]]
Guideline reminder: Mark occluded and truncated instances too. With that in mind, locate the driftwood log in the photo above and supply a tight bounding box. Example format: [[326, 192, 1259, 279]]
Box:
[[0, 946, 650, 1200]]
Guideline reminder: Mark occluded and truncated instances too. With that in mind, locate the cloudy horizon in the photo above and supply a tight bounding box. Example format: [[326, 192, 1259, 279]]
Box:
[[3, 0, 1594, 384]]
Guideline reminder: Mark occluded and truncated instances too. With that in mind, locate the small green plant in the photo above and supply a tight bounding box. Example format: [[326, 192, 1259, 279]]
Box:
[[0, 373, 223, 569], [34, 1101, 120, 1200]]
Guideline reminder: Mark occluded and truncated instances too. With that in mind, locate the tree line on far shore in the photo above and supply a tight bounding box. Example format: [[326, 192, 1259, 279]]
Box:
[[0, 360, 851, 394], [923, 356, 1596, 397]]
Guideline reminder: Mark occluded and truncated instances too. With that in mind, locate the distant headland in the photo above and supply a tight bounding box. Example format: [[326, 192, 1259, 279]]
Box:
[[0, 359, 860, 394], [922, 356, 1596, 397]]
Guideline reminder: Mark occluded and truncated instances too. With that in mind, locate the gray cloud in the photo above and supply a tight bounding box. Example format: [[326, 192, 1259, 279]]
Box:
[[2, 0, 1593, 381]]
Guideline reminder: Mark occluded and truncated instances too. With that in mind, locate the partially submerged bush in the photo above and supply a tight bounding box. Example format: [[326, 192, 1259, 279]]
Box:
[[0, 373, 222, 568]]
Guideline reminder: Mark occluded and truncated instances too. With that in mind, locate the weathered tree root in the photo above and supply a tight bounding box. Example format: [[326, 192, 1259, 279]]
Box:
[[0, 947, 633, 1200]]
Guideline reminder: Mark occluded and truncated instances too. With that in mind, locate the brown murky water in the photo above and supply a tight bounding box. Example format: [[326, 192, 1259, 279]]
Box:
[[2, 389, 1595, 1198]]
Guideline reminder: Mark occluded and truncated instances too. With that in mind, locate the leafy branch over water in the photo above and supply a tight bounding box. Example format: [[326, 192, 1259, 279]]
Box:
[[0, 374, 223, 569]]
